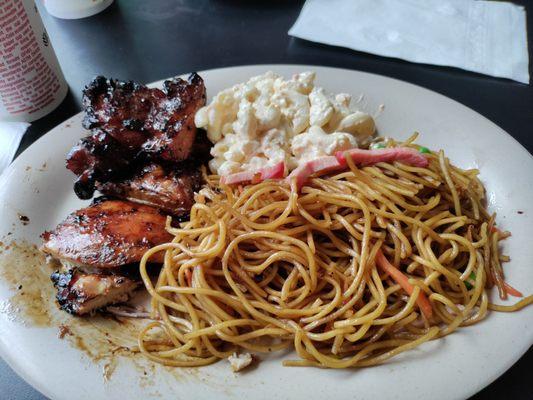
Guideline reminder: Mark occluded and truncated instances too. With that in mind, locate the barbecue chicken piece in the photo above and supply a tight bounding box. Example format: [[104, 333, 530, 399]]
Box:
[[41, 198, 172, 270], [51, 269, 139, 315], [94, 129, 211, 216], [66, 73, 206, 199], [42, 198, 173, 315], [97, 163, 202, 217]]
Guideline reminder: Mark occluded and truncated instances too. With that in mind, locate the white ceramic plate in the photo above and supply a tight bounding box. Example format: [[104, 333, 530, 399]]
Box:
[[0, 65, 532, 400]]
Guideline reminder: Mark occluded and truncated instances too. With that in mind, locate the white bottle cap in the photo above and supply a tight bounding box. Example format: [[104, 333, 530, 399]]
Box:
[[43, 0, 114, 20]]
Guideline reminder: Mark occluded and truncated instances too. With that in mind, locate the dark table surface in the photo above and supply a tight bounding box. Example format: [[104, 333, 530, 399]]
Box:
[[5, 0, 532, 399]]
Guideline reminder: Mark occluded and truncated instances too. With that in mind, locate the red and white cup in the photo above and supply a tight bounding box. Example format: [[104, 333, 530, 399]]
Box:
[[0, 0, 67, 122]]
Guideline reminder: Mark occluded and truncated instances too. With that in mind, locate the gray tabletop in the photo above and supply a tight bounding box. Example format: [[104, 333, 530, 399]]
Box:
[[6, 0, 532, 399]]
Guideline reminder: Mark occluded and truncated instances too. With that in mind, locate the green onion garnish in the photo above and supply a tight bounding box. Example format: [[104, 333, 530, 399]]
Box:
[[465, 272, 476, 289]]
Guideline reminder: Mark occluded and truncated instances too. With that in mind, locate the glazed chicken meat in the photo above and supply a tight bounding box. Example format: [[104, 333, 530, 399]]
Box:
[[42, 72, 211, 316], [95, 129, 211, 217], [51, 269, 139, 316], [67, 73, 206, 199], [41, 199, 172, 269], [97, 163, 202, 217], [41, 199, 173, 315]]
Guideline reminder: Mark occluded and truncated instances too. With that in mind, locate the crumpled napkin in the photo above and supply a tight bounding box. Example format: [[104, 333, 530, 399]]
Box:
[[289, 0, 529, 84], [0, 122, 30, 175]]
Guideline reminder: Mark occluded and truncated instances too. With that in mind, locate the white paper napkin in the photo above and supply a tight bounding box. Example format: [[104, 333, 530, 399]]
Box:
[[289, 0, 529, 84], [0, 122, 30, 176]]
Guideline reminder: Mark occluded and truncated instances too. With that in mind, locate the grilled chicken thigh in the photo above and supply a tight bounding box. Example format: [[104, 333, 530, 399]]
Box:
[[67, 73, 206, 199], [42, 199, 173, 315], [97, 163, 202, 217], [66, 129, 136, 199], [82, 72, 206, 161], [95, 130, 210, 216], [51, 269, 139, 315], [41, 199, 172, 269]]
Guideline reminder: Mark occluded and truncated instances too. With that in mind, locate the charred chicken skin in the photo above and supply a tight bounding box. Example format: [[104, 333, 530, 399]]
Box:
[[97, 163, 202, 217], [67, 73, 206, 199], [95, 129, 211, 216], [66, 129, 136, 199], [41, 198, 173, 270], [51, 269, 139, 315], [82, 73, 205, 160]]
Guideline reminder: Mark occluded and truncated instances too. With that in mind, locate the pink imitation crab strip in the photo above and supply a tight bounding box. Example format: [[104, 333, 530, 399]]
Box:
[[286, 147, 429, 190], [220, 147, 429, 190], [220, 161, 286, 185], [335, 147, 429, 168], [286, 156, 346, 190]]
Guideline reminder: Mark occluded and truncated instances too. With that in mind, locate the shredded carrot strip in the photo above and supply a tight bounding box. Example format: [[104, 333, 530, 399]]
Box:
[[490, 226, 511, 237], [251, 172, 262, 184], [503, 282, 523, 298], [376, 250, 433, 319], [185, 269, 192, 287]]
